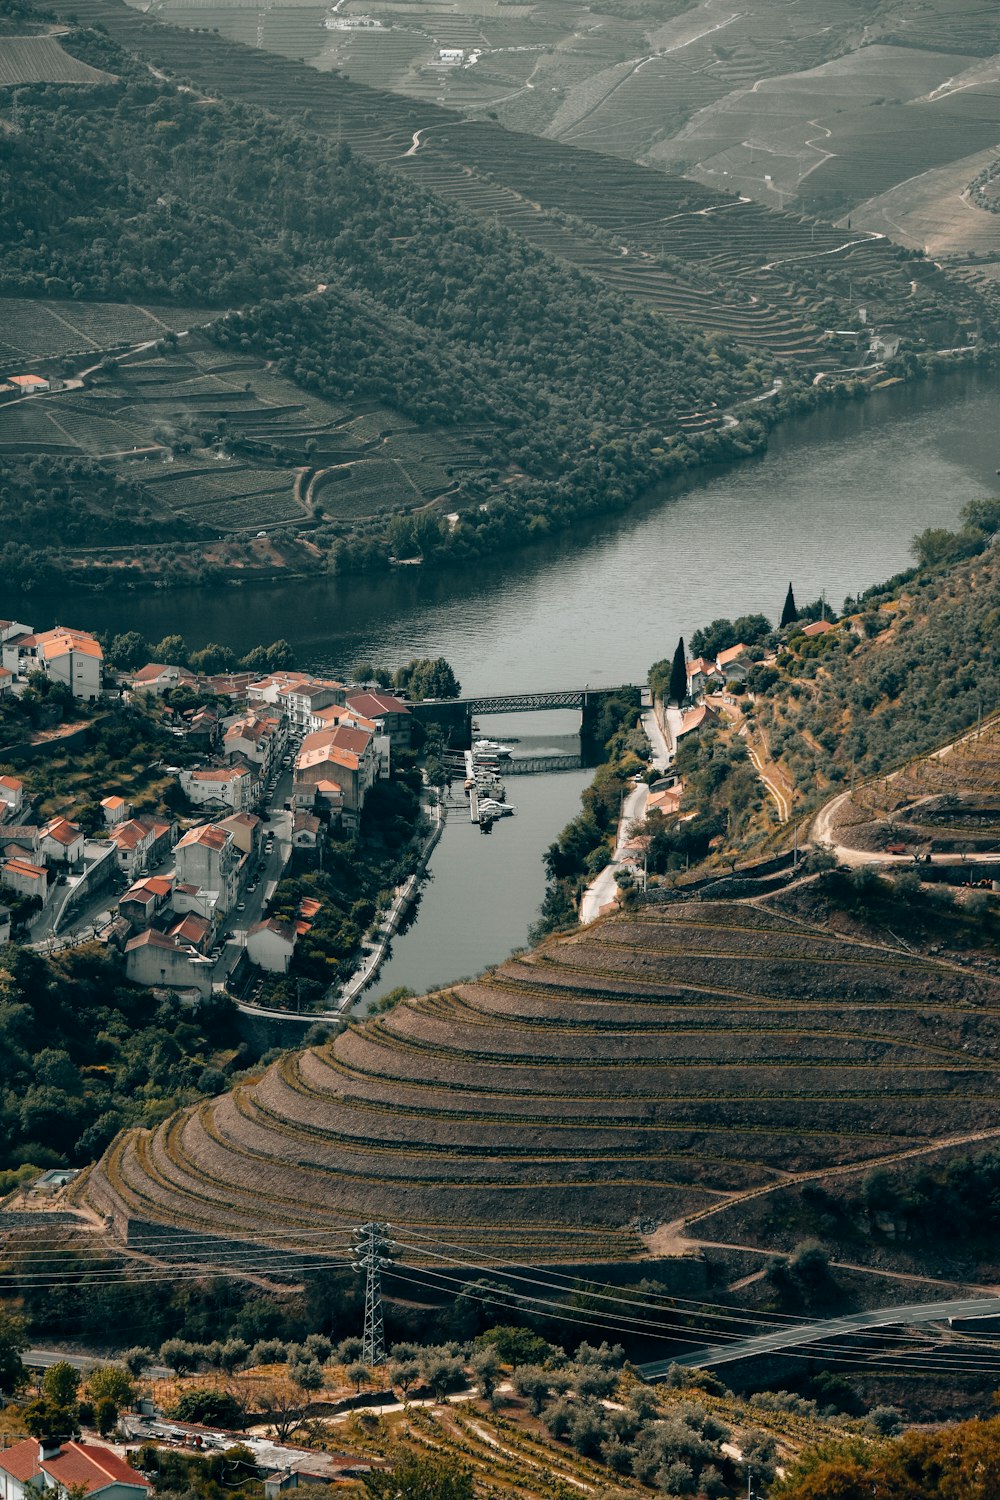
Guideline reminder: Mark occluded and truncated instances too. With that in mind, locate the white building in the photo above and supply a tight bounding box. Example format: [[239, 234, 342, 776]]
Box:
[[246, 917, 298, 974], [1, 858, 47, 900], [174, 822, 240, 915], [39, 817, 85, 867], [179, 762, 255, 812], [124, 928, 214, 997], [0, 1437, 152, 1500], [0, 775, 24, 820], [34, 627, 104, 700]]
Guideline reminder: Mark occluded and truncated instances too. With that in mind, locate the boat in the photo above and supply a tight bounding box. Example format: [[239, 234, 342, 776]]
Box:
[[473, 738, 512, 758], [478, 798, 516, 818]]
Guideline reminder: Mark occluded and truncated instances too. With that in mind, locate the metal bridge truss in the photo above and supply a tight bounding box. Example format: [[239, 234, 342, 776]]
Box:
[[462, 685, 638, 715]]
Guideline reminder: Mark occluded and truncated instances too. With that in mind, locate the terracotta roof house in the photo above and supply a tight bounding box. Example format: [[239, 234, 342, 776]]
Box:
[[39, 817, 85, 865], [0, 1437, 151, 1500], [2, 857, 48, 898], [0, 774, 24, 818], [34, 627, 103, 700], [677, 703, 721, 739], [100, 795, 130, 825], [131, 663, 197, 695], [801, 618, 836, 638], [715, 643, 753, 683], [647, 784, 683, 818]]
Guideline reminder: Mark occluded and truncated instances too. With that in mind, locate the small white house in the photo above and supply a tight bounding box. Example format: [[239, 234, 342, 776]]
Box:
[[246, 916, 298, 974], [438, 47, 464, 63], [0, 774, 24, 819], [39, 817, 85, 866], [0, 1437, 152, 1500]]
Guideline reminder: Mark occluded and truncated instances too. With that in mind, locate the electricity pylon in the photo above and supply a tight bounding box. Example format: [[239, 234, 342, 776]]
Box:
[[352, 1221, 394, 1367]]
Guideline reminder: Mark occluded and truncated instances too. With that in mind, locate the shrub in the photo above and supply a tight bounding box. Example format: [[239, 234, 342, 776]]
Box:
[[171, 1388, 244, 1428]]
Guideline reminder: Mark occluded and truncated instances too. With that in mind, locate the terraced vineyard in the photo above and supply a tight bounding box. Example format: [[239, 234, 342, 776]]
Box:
[[831, 713, 1000, 856], [50, 0, 990, 364], [82, 899, 1000, 1269], [0, 298, 207, 364], [2, 330, 470, 530], [0, 33, 112, 83]]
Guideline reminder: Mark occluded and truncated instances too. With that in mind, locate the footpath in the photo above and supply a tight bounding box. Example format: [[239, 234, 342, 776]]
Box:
[[579, 701, 677, 925]]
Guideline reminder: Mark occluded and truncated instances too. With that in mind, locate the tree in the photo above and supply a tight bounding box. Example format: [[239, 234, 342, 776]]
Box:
[[0, 1309, 27, 1396], [187, 642, 237, 676], [107, 631, 150, 670], [388, 1359, 420, 1399], [344, 1361, 370, 1394], [668, 636, 687, 705], [172, 1388, 244, 1428], [160, 1338, 199, 1374], [392, 657, 460, 701], [43, 1361, 81, 1409], [257, 1381, 308, 1442], [469, 1347, 501, 1398], [94, 1397, 119, 1437], [780, 581, 798, 627], [512, 1364, 552, 1416], [363, 1452, 473, 1500], [87, 1366, 135, 1410], [151, 634, 188, 665], [23, 1399, 78, 1444]]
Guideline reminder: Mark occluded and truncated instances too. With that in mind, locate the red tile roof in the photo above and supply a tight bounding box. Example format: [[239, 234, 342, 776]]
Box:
[[0, 1439, 150, 1495], [346, 691, 410, 717], [43, 817, 82, 846], [0, 1439, 41, 1482]]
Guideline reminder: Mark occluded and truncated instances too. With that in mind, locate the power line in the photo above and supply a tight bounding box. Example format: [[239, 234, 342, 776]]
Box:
[[389, 1225, 994, 1351], [5, 1220, 994, 1356], [386, 1263, 1000, 1378]]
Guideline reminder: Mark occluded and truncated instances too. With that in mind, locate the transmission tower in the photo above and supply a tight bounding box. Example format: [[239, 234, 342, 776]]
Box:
[[352, 1221, 394, 1367]]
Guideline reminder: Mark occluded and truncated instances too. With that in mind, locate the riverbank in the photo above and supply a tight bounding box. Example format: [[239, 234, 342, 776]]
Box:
[[9, 348, 994, 601]]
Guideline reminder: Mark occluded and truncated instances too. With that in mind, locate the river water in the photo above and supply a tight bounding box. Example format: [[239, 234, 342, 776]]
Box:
[[7, 367, 999, 993]]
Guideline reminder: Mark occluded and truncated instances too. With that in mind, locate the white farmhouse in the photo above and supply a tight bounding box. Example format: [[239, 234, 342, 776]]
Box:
[[0, 1438, 151, 1500]]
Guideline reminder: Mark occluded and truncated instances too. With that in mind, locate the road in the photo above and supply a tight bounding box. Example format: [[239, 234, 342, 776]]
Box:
[[580, 777, 649, 925], [809, 710, 1000, 867], [216, 761, 295, 984], [639, 1294, 1000, 1376]]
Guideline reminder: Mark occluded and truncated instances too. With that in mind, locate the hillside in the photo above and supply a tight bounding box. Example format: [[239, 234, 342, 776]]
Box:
[[752, 538, 1000, 815], [81, 896, 1000, 1274], [46, 0, 992, 355], [107, 0, 1000, 270]]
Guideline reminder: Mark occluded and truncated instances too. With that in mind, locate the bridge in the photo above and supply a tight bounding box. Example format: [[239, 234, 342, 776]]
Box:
[[638, 1293, 1000, 1379], [409, 684, 642, 746]]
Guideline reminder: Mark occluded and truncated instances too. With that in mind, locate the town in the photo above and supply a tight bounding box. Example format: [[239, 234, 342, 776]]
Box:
[[0, 618, 429, 1010]]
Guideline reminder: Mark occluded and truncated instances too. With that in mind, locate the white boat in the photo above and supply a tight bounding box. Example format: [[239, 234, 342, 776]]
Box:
[[478, 798, 516, 818], [473, 738, 512, 758]]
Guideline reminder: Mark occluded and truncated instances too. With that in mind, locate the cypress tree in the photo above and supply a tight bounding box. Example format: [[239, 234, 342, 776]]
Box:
[[780, 581, 798, 628], [668, 636, 687, 705]]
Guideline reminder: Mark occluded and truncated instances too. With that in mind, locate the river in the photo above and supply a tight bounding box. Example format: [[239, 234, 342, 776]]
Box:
[[6, 367, 999, 993]]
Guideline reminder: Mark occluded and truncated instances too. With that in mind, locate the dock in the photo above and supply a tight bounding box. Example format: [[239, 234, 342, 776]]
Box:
[[464, 750, 480, 824]]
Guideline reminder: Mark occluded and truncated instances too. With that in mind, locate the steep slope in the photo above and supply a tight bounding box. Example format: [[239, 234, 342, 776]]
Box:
[[48, 0, 993, 355], [83, 899, 1000, 1269]]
